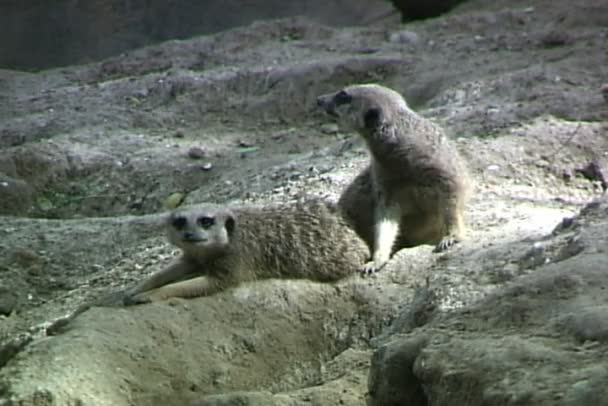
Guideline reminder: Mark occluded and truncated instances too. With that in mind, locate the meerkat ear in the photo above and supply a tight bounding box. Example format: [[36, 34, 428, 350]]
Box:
[[169, 213, 187, 229], [334, 89, 352, 105], [224, 215, 236, 235], [363, 107, 382, 129]]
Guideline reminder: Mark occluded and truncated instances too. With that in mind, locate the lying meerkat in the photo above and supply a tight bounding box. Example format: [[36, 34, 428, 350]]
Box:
[[123, 200, 369, 304], [317, 83, 471, 274]]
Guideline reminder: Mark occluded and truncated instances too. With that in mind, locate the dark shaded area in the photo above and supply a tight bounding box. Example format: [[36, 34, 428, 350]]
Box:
[[388, 0, 467, 21], [0, 0, 388, 71]]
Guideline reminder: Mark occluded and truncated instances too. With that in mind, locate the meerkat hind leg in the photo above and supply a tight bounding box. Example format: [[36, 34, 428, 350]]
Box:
[[433, 198, 464, 252], [361, 203, 401, 275]]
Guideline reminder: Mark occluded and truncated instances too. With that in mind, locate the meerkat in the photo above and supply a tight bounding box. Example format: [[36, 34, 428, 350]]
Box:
[[123, 200, 370, 304], [317, 83, 471, 274]]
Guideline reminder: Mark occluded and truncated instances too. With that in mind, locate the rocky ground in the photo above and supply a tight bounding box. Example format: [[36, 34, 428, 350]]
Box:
[[0, 0, 607, 404]]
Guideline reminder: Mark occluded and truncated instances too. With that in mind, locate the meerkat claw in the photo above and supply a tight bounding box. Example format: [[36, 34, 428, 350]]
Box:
[[123, 293, 151, 306], [433, 236, 458, 253], [360, 260, 387, 275]]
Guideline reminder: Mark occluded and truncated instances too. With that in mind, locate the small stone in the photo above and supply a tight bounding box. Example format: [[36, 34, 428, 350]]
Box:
[[174, 130, 184, 138], [576, 160, 607, 190], [540, 30, 570, 47], [0, 287, 18, 316], [187, 147, 206, 159], [165, 192, 185, 209], [600, 84, 608, 103], [320, 123, 339, 135], [388, 30, 419, 44], [201, 163, 213, 171]]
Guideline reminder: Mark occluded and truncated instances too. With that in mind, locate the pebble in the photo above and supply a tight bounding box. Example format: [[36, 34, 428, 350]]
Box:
[[320, 123, 339, 135], [165, 192, 185, 209], [388, 30, 420, 44], [0, 287, 17, 316], [187, 146, 206, 159], [601, 84, 608, 103]]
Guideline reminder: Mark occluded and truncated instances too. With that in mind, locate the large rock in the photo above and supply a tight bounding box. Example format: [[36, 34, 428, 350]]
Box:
[[0, 281, 379, 405], [368, 196, 608, 406]]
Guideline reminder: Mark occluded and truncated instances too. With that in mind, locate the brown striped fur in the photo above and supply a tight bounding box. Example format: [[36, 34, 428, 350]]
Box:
[[124, 200, 369, 303]]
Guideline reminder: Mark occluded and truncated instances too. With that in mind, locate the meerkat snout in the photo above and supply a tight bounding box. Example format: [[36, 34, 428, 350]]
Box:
[[166, 209, 235, 253], [316, 89, 353, 117]]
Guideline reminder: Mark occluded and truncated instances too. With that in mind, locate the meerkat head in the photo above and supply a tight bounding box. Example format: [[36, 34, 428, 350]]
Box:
[[166, 205, 236, 257], [316, 84, 408, 135]]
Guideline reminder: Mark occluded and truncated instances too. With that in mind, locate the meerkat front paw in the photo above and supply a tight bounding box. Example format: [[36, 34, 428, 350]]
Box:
[[123, 292, 152, 306], [360, 259, 388, 275], [433, 235, 459, 252]]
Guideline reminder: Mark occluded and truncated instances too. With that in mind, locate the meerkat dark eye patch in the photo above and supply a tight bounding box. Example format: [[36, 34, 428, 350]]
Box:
[[334, 90, 352, 105], [225, 216, 236, 234], [197, 216, 215, 228], [364, 107, 382, 129], [171, 216, 187, 230]]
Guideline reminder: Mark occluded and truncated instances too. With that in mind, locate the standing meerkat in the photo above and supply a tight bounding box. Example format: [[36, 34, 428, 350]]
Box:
[[123, 200, 370, 304], [317, 84, 471, 274]]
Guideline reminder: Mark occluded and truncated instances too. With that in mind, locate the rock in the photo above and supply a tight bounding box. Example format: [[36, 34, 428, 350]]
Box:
[[320, 123, 339, 135], [0, 333, 33, 369], [560, 367, 608, 406], [0, 1, 389, 70], [165, 192, 185, 209], [368, 335, 429, 406], [388, 30, 420, 44], [190, 391, 282, 406], [188, 146, 207, 159], [575, 160, 607, 191], [0, 281, 375, 405], [558, 305, 608, 343], [0, 175, 34, 216], [601, 84, 608, 103], [0, 288, 18, 316], [368, 198, 608, 406], [387, 0, 466, 22], [540, 30, 571, 47]]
